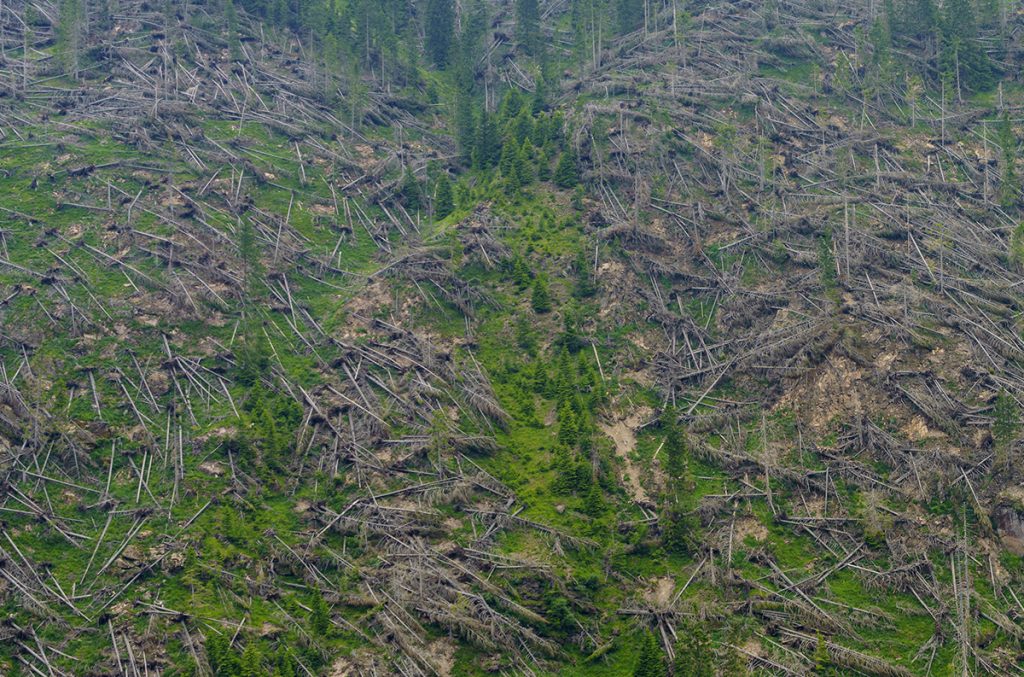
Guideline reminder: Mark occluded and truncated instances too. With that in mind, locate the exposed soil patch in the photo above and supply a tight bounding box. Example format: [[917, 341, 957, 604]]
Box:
[[599, 408, 653, 504]]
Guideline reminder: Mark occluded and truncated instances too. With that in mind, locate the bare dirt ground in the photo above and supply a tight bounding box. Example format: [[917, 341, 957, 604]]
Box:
[[599, 408, 653, 504]]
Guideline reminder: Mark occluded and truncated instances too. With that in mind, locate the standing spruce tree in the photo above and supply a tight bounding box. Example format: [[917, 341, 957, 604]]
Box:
[[633, 630, 667, 677], [572, 0, 612, 70], [512, 108, 535, 144], [237, 216, 270, 388], [813, 632, 833, 673], [206, 633, 241, 675], [458, 0, 489, 65], [582, 482, 605, 516], [662, 410, 686, 479], [455, 93, 476, 165], [399, 168, 423, 211], [240, 643, 262, 677], [554, 149, 579, 188], [434, 174, 454, 220], [500, 141, 524, 193], [898, 0, 938, 40], [616, 0, 643, 35], [275, 648, 298, 677], [994, 388, 1021, 443], [225, 0, 243, 61], [451, 0, 487, 164], [515, 0, 540, 54], [425, 0, 454, 68], [557, 401, 578, 446], [537, 148, 552, 182], [310, 590, 331, 635], [661, 501, 697, 554], [96, 0, 114, 31], [573, 249, 596, 297], [517, 141, 534, 186], [474, 112, 501, 169], [940, 0, 994, 97], [993, 389, 1020, 471], [58, 0, 84, 79], [674, 622, 713, 677], [531, 275, 552, 313], [720, 645, 747, 677]]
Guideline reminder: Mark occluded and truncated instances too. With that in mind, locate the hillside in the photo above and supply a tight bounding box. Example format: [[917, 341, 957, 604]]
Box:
[[2, 0, 1024, 675]]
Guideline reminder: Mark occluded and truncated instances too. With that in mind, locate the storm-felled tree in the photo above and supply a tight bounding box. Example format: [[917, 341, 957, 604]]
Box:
[[999, 113, 1018, 208], [425, 0, 454, 67]]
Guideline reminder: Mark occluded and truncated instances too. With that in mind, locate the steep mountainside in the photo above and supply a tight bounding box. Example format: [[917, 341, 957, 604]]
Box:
[[2, 0, 1024, 675]]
